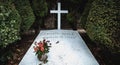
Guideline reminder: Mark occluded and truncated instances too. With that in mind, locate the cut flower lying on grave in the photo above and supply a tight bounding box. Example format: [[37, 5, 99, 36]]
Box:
[[33, 39, 51, 58]]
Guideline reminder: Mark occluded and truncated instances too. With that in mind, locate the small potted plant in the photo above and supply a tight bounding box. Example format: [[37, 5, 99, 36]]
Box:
[[33, 39, 51, 63]]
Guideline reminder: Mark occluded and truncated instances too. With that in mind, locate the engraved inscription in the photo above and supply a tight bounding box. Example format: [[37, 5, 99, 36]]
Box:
[[40, 31, 78, 39]]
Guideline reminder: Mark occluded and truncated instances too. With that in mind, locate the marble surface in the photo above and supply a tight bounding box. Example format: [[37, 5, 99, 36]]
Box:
[[19, 30, 99, 65]]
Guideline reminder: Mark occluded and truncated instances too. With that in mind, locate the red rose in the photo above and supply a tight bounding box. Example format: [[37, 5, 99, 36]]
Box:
[[40, 47, 44, 52], [39, 43, 44, 48]]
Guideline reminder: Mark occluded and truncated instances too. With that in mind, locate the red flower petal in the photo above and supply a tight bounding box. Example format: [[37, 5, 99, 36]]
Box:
[[40, 47, 44, 52]]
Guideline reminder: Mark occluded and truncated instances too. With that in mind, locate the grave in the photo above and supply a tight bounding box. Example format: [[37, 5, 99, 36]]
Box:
[[19, 30, 99, 65], [19, 2, 99, 65]]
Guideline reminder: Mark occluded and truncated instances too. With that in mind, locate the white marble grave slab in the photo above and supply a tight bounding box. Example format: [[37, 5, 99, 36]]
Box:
[[19, 30, 99, 65]]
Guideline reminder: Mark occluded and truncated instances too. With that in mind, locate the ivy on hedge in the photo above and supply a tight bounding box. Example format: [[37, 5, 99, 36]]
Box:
[[0, 3, 21, 48], [86, 0, 120, 53]]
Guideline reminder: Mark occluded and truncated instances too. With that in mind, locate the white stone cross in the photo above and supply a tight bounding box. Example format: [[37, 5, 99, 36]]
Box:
[[50, 2, 68, 30]]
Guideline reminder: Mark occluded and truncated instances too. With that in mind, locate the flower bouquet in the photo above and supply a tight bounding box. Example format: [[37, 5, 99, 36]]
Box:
[[33, 39, 51, 63]]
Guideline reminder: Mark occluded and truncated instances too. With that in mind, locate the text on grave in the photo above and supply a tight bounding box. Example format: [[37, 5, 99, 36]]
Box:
[[40, 32, 78, 39]]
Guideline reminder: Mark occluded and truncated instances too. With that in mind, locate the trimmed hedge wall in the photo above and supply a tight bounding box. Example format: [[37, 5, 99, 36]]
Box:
[[0, 2, 21, 48], [86, 0, 120, 53], [14, 0, 35, 32]]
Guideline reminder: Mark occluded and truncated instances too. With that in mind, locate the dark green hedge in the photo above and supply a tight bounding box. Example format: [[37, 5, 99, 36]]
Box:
[[80, 0, 94, 28], [86, 0, 120, 53], [30, 0, 48, 28], [31, 0, 48, 17], [14, 0, 35, 32], [0, 2, 21, 48]]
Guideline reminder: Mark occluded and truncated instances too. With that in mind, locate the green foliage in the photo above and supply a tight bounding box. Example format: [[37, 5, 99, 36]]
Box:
[[30, 0, 48, 28], [80, 0, 94, 28], [62, 0, 84, 11], [0, 3, 21, 48], [14, 0, 35, 32], [86, 0, 120, 53], [0, 1, 21, 64], [0, 49, 12, 65], [66, 12, 75, 23], [31, 0, 48, 17]]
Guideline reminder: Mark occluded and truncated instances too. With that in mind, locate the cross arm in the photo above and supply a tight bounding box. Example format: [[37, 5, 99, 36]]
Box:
[[50, 10, 68, 13], [50, 10, 58, 13]]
